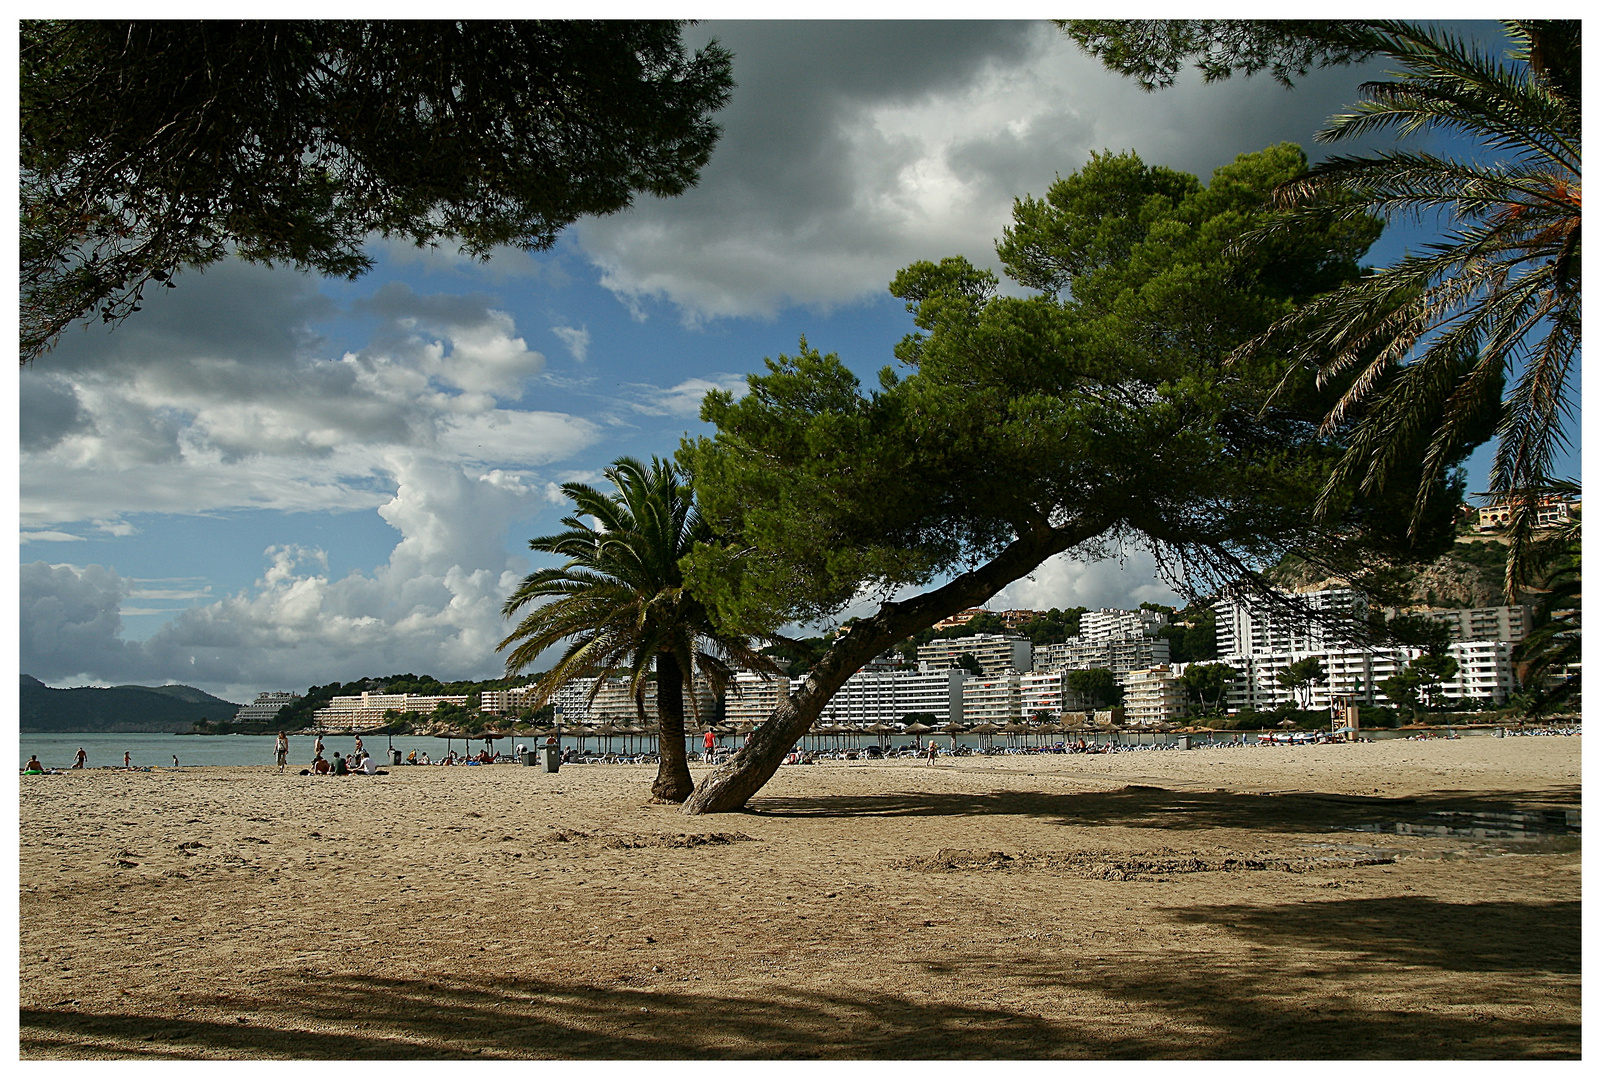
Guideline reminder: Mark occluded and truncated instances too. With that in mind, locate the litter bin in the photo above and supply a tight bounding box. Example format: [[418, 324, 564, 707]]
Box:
[[1176, 735, 1190, 751], [520, 750, 536, 766], [390, 748, 402, 765], [541, 747, 560, 773]]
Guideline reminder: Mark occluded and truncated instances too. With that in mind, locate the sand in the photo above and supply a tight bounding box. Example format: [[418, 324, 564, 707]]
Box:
[[19, 736, 1581, 1059]]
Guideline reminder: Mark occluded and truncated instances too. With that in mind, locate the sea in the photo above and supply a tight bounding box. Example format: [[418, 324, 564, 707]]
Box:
[[17, 725, 1490, 770]]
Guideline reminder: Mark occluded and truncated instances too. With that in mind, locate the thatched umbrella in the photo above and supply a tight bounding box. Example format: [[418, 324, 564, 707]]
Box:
[[999, 721, 1031, 748], [617, 723, 650, 755], [593, 722, 623, 755], [903, 721, 934, 749], [867, 722, 895, 751], [968, 722, 999, 751]]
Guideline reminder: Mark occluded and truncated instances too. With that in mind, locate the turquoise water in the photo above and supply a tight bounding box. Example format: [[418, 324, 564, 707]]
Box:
[[19, 726, 1484, 769]]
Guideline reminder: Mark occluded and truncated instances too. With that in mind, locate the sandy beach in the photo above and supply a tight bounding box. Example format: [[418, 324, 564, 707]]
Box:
[[20, 736, 1580, 1059]]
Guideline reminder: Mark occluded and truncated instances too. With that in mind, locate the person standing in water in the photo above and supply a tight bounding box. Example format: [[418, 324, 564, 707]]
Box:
[[73, 747, 87, 769], [123, 751, 131, 769]]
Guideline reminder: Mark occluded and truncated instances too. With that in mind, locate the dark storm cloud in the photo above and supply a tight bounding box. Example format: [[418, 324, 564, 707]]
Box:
[[19, 375, 94, 451], [574, 20, 1397, 321]]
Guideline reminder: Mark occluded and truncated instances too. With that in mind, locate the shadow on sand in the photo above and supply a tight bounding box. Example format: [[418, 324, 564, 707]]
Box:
[[22, 891, 1580, 1060], [743, 783, 1582, 838]]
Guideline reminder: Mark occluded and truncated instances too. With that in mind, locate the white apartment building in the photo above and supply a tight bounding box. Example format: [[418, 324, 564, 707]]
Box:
[[725, 671, 793, 727], [917, 633, 1032, 676], [1222, 640, 1516, 712], [1019, 670, 1095, 718], [1033, 636, 1169, 684], [1123, 665, 1189, 726], [1412, 605, 1531, 644], [1214, 587, 1366, 657], [233, 691, 299, 725], [962, 672, 1021, 726], [815, 667, 966, 726], [479, 685, 538, 716], [1079, 607, 1167, 641], [313, 691, 470, 730]]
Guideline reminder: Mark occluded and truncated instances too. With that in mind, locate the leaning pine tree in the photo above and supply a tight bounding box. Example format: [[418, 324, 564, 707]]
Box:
[[676, 144, 1492, 814], [498, 456, 778, 803]]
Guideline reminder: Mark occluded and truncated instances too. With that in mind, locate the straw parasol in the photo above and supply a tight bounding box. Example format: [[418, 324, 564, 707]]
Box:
[[967, 721, 999, 750], [903, 721, 934, 748]]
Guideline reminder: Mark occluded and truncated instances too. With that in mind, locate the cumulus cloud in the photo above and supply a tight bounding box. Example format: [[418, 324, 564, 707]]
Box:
[[992, 549, 1185, 612], [20, 455, 554, 699], [19, 261, 598, 531], [574, 20, 1385, 323]]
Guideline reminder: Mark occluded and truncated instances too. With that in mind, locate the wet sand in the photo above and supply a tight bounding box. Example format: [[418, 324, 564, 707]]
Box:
[[19, 736, 1581, 1059]]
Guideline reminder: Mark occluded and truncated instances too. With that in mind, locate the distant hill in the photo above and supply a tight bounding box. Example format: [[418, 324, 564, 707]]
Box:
[[19, 674, 243, 733]]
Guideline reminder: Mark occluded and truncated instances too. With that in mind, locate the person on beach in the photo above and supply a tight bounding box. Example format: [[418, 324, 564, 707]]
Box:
[[123, 751, 132, 769], [275, 732, 289, 773], [171, 755, 180, 767], [25, 755, 44, 774], [73, 747, 87, 769], [332, 752, 349, 776], [313, 734, 325, 762], [925, 741, 939, 763], [704, 729, 716, 756], [354, 735, 364, 757], [312, 753, 330, 775]]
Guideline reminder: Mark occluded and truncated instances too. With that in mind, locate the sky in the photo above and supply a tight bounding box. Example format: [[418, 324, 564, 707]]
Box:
[[15, 17, 1574, 704]]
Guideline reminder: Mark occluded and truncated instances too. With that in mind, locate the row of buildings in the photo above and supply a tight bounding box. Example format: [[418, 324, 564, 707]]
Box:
[[240, 589, 1544, 732]]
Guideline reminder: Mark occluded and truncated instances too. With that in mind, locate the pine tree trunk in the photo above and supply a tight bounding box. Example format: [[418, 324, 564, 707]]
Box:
[[682, 521, 1091, 815], [651, 651, 695, 802]]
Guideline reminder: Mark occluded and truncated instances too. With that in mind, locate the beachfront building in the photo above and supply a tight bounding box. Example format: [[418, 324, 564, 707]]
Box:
[[1032, 635, 1170, 685], [726, 671, 793, 727], [1079, 607, 1168, 641], [479, 685, 538, 716], [962, 672, 1021, 726], [233, 691, 299, 725], [917, 633, 1032, 676], [1410, 605, 1532, 644], [1214, 587, 1366, 658], [1019, 670, 1095, 719], [815, 667, 966, 726], [312, 691, 470, 731], [1123, 666, 1188, 726], [1219, 639, 1517, 713]]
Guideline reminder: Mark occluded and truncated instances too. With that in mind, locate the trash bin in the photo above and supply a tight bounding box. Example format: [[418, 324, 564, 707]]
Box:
[[520, 750, 536, 766], [541, 747, 560, 773], [1176, 735, 1190, 751], [390, 748, 402, 765]]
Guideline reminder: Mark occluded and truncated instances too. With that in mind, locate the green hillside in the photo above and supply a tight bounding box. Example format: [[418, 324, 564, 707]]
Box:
[[19, 675, 243, 733]]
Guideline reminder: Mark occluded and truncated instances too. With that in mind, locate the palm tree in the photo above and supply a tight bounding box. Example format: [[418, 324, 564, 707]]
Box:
[[498, 456, 777, 802], [1249, 21, 1579, 598], [1511, 545, 1580, 718]]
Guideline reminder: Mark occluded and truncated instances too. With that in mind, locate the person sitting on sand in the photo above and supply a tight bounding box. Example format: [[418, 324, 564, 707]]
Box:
[[356, 752, 377, 775], [24, 755, 43, 774], [407, 750, 418, 765], [312, 754, 331, 775], [332, 752, 349, 776]]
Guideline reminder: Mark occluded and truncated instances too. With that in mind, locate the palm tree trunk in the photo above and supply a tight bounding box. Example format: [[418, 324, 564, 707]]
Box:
[[652, 651, 694, 802], [682, 519, 1097, 815]]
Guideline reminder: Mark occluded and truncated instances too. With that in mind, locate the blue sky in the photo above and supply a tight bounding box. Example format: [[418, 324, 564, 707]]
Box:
[[16, 19, 1574, 703]]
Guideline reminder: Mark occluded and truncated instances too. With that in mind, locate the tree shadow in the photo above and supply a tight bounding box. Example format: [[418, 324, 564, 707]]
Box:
[[1162, 895, 1579, 975], [21, 932, 1579, 1060], [745, 784, 1582, 839]]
